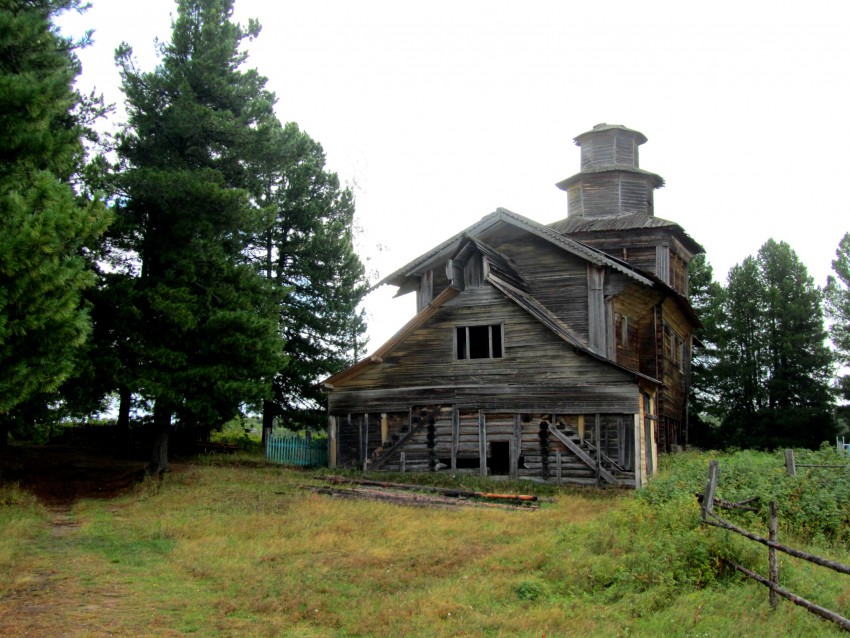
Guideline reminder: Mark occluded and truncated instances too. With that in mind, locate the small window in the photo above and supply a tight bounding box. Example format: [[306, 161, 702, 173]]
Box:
[[456, 324, 502, 359]]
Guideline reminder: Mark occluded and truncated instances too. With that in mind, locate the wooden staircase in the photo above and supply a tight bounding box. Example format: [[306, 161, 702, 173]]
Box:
[[548, 420, 633, 487]]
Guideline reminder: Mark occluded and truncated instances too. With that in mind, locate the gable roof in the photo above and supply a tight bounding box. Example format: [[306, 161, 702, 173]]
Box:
[[325, 238, 661, 389], [374, 207, 653, 295]]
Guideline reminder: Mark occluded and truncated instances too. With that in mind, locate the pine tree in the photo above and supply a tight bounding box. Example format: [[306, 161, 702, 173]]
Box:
[[716, 240, 834, 448], [113, 0, 284, 471], [758, 239, 832, 410], [0, 0, 110, 444], [687, 254, 725, 446], [718, 257, 766, 416], [825, 232, 850, 400], [249, 120, 367, 437]]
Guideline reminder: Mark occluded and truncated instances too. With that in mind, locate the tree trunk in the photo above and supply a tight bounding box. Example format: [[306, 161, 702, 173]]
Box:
[[117, 386, 131, 436], [0, 417, 9, 450], [262, 399, 275, 448], [149, 401, 172, 475]]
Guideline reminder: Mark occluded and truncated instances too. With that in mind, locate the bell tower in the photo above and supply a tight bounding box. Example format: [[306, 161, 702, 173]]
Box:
[[550, 123, 703, 296], [556, 123, 664, 219]]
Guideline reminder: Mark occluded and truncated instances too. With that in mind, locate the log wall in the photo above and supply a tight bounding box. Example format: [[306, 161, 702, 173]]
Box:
[[334, 407, 642, 487]]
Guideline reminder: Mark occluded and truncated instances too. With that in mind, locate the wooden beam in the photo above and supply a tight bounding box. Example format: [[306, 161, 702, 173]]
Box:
[[370, 417, 428, 470], [725, 560, 850, 632], [511, 414, 521, 479], [451, 408, 459, 471], [328, 415, 338, 469], [595, 414, 602, 487], [362, 413, 369, 472], [701, 460, 719, 520], [479, 410, 487, 477], [633, 413, 642, 488]]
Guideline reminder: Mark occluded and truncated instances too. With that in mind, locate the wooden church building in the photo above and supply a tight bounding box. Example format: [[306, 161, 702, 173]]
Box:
[[323, 124, 703, 488]]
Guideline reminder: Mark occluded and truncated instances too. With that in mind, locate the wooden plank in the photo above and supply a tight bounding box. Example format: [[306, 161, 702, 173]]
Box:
[[769, 500, 779, 610], [547, 423, 618, 485], [726, 560, 850, 632]]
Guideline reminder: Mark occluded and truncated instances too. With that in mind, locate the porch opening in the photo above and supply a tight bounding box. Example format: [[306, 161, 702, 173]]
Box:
[[489, 441, 510, 475], [454, 457, 480, 470]]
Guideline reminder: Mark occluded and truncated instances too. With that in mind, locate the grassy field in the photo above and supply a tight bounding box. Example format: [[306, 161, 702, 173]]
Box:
[[3, 450, 850, 637]]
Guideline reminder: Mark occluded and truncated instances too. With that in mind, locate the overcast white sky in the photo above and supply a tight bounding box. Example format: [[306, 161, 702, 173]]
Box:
[[58, 0, 850, 351]]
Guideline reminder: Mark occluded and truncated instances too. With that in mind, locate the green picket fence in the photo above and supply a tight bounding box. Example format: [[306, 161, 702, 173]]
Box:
[[266, 433, 328, 467]]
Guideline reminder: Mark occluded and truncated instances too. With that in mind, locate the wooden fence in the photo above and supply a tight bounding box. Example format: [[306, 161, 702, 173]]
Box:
[[700, 460, 850, 632], [784, 448, 850, 477], [266, 432, 328, 467]]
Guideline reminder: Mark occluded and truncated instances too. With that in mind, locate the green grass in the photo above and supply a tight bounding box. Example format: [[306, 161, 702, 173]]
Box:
[[3, 451, 850, 636]]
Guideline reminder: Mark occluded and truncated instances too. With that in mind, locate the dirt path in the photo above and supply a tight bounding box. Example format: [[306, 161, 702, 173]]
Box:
[[0, 445, 152, 637], [1, 445, 149, 506]]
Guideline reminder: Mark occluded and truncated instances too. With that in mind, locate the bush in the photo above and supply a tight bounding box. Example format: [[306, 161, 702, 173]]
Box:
[[642, 447, 850, 545]]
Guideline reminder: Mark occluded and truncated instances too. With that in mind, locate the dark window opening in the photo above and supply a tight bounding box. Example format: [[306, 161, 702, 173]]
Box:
[[456, 324, 503, 359], [489, 441, 510, 475], [454, 457, 480, 469]]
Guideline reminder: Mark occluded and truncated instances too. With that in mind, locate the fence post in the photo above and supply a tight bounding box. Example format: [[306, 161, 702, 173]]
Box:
[[785, 449, 796, 477], [769, 500, 779, 610], [400, 451, 406, 473], [702, 460, 719, 520], [306, 431, 312, 467]]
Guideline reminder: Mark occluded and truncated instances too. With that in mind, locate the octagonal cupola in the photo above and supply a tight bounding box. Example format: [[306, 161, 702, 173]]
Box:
[[557, 123, 664, 219]]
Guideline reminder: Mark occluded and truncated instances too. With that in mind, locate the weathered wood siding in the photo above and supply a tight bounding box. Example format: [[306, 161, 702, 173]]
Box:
[[477, 226, 591, 341], [328, 284, 639, 415], [656, 297, 692, 450], [566, 228, 686, 284], [613, 283, 664, 374], [580, 128, 640, 170]]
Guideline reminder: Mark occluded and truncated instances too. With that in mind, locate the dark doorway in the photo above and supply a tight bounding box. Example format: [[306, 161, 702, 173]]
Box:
[[489, 441, 510, 475]]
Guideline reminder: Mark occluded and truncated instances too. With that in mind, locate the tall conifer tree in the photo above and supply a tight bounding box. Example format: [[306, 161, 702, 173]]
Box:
[[114, 0, 283, 471], [249, 120, 367, 437], [825, 233, 850, 400], [716, 240, 834, 448], [0, 0, 110, 445], [687, 254, 725, 446]]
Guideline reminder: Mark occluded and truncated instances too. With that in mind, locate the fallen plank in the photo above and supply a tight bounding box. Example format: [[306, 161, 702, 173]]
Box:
[[325, 475, 537, 502], [311, 485, 538, 511]]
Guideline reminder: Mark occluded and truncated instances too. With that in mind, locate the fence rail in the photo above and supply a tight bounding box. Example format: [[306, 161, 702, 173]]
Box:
[[266, 433, 327, 467], [700, 459, 850, 632]]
